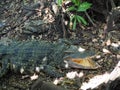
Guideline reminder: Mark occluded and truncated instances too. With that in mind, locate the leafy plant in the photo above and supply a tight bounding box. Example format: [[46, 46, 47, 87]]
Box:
[[57, 0, 92, 30], [70, 14, 87, 30]]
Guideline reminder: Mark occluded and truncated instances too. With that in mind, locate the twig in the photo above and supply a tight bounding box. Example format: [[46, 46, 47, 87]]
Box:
[[61, 13, 67, 38], [110, 0, 116, 9], [85, 11, 96, 27]]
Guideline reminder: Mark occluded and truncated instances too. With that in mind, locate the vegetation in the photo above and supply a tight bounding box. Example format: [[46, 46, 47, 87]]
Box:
[[0, 0, 120, 90], [57, 0, 92, 30]]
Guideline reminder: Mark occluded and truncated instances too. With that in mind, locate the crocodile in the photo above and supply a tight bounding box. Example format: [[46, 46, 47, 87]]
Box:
[[0, 39, 95, 78]]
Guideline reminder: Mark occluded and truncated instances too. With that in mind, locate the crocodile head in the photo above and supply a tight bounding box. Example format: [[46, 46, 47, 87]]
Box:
[[63, 45, 100, 69]]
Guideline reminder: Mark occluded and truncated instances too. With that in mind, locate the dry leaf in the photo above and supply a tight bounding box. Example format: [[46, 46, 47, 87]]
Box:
[[108, 61, 120, 81], [51, 2, 58, 14], [30, 74, 38, 80], [80, 61, 120, 90], [102, 48, 111, 54], [66, 71, 84, 79], [66, 71, 78, 79], [80, 72, 110, 90], [111, 43, 119, 48], [106, 39, 111, 46], [53, 77, 64, 85], [78, 47, 85, 52], [35, 67, 40, 72]]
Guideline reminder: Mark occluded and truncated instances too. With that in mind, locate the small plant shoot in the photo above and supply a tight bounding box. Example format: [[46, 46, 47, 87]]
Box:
[[56, 0, 92, 30]]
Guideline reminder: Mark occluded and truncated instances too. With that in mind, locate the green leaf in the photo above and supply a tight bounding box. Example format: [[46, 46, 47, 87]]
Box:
[[77, 2, 92, 12], [76, 15, 81, 23], [73, 17, 77, 30], [77, 15, 87, 25], [67, 6, 77, 11], [57, 0, 62, 6], [70, 15, 74, 22], [71, 0, 80, 6], [71, 0, 77, 4]]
